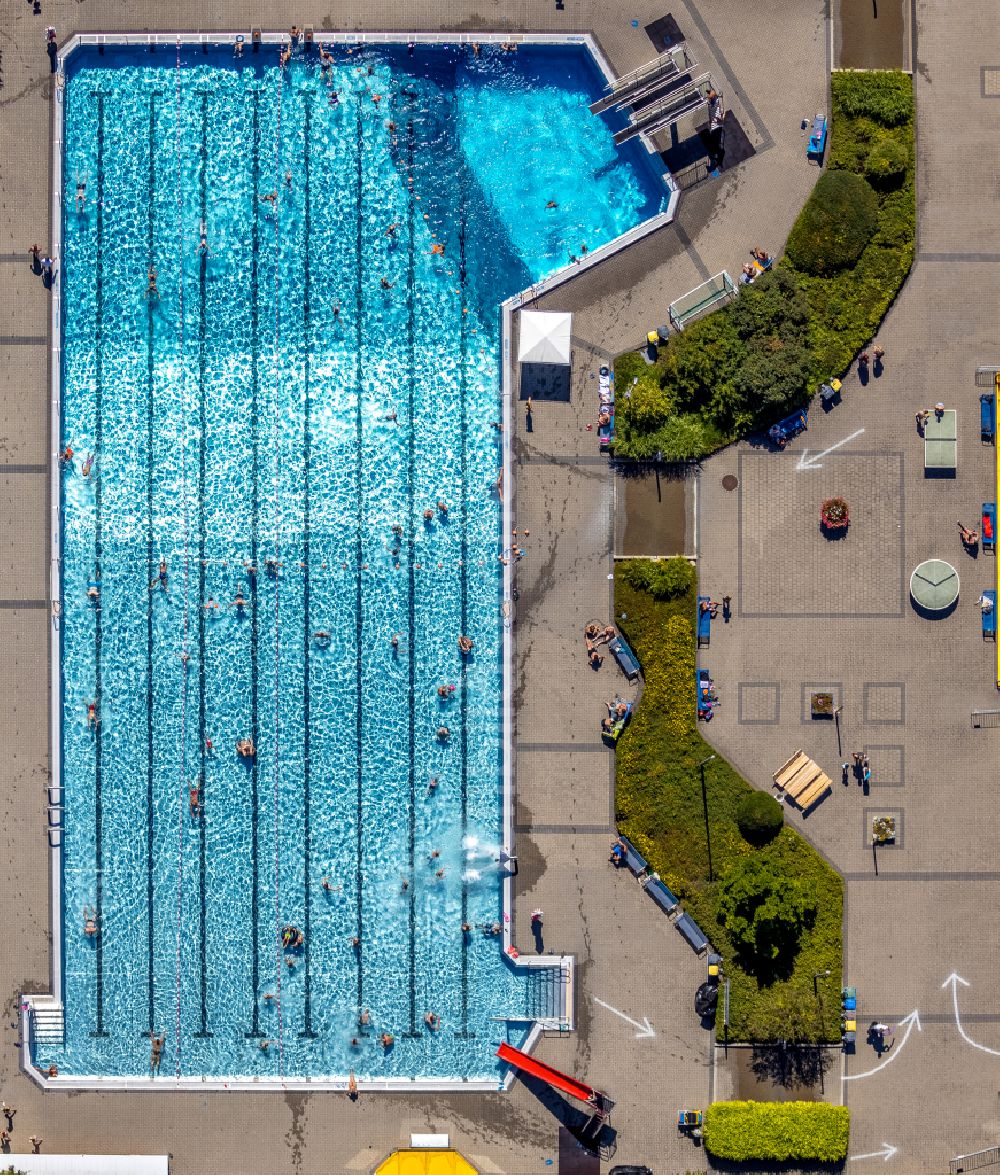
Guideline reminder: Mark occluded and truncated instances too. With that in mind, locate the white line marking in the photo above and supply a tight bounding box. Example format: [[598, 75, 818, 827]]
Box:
[[592, 997, 655, 1039], [843, 1009, 920, 1080], [796, 428, 866, 470]]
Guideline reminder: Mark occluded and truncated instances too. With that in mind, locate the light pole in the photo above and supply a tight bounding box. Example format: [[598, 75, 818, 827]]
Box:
[[813, 968, 831, 997], [699, 755, 717, 882]]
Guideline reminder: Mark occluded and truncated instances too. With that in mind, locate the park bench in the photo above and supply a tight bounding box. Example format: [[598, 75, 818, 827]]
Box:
[[675, 912, 710, 955], [983, 502, 996, 553], [983, 590, 996, 642], [644, 876, 680, 916], [982, 393, 995, 444], [609, 635, 641, 681], [773, 750, 832, 810], [697, 595, 711, 648]]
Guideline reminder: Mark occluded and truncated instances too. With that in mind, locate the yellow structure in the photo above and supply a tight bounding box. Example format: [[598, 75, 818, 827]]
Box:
[[376, 1149, 478, 1175]]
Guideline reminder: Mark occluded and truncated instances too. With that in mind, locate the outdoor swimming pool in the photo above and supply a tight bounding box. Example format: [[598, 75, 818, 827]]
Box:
[[42, 37, 669, 1084]]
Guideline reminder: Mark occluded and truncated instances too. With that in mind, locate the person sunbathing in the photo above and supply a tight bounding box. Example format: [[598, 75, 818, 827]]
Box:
[[958, 521, 979, 547]]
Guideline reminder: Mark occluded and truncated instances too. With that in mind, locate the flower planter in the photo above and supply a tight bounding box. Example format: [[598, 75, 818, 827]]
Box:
[[820, 497, 850, 532]]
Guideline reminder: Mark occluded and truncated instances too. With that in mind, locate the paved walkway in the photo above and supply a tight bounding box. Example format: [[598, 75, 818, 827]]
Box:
[[0, 0, 828, 1171], [698, 0, 1000, 1166]]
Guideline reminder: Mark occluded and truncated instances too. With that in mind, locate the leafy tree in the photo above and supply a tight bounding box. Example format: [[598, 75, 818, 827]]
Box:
[[726, 268, 809, 345], [732, 342, 813, 414], [718, 856, 817, 966], [785, 170, 879, 276], [619, 372, 670, 432]]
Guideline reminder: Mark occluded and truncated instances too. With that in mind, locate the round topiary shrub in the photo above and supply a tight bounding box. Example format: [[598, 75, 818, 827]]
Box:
[[864, 138, 909, 186], [785, 170, 879, 276], [736, 790, 784, 846]]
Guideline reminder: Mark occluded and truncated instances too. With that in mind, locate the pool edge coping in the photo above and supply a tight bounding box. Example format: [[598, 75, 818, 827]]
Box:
[[32, 27, 677, 1093]]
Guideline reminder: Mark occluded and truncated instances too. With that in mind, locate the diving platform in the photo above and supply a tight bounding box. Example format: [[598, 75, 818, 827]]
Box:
[[613, 73, 713, 145], [589, 44, 696, 115]]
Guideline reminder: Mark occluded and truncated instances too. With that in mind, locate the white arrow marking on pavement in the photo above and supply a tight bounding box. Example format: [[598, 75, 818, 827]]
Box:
[[943, 973, 1000, 1056], [592, 997, 655, 1039], [843, 1009, 921, 1080], [849, 1143, 899, 1162], [795, 428, 866, 471]]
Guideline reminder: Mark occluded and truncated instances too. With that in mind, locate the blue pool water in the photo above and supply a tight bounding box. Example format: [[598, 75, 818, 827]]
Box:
[[50, 41, 667, 1081]]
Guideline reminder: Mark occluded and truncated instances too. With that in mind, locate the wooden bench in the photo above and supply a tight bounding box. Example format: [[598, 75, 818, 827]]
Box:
[[773, 750, 832, 810], [773, 750, 809, 790], [796, 772, 833, 810]]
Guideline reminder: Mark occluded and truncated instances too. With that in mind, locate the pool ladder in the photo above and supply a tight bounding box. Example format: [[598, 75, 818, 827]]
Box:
[[46, 785, 63, 849]]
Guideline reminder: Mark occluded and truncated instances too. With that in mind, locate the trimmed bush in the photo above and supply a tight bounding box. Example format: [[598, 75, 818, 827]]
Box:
[[620, 556, 695, 602], [703, 1101, 850, 1163], [785, 170, 878, 276], [736, 790, 783, 846], [832, 69, 913, 126], [864, 136, 909, 185]]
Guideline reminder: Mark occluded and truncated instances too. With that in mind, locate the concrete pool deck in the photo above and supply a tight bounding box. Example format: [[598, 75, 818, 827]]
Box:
[[0, 0, 829, 1169]]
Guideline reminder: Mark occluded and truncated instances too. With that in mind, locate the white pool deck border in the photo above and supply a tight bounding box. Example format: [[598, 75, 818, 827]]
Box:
[[31, 27, 678, 1093]]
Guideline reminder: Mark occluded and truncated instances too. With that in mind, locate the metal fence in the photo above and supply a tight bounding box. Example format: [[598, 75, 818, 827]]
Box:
[[951, 1145, 1000, 1173]]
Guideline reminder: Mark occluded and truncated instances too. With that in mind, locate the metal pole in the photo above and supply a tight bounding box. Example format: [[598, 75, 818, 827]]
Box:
[[699, 755, 716, 882]]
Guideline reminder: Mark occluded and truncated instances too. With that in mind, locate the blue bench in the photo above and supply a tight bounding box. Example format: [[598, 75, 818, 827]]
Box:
[[696, 668, 714, 719], [982, 393, 996, 444], [619, 835, 648, 878], [983, 590, 996, 641], [807, 113, 827, 162], [644, 876, 679, 916], [983, 502, 996, 554], [609, 635, 641, 681], [768, 408, 808, 448], [697, 596, 711, 648], [675, 912, 710, 955]]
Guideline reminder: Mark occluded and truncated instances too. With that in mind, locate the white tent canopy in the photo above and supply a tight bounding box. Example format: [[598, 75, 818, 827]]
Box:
[[517, 311, 573, 365]]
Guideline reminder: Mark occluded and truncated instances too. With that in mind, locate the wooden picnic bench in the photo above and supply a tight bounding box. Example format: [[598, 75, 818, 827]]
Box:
[[773, 750, 832, 810]]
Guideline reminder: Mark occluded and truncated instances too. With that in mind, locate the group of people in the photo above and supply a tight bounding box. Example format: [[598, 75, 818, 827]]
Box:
[[914, 401, 947, 434], [584, 621, 616, 669]]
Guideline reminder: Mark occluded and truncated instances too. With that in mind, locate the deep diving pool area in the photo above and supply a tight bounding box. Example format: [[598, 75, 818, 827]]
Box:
[[32, 30, 674, 1089]]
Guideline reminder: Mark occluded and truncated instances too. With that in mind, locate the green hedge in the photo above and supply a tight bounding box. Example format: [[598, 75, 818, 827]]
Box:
[[615, 564, 843, 1040], [613, 71, 914, 461], [703, 1101, 850, 1163]]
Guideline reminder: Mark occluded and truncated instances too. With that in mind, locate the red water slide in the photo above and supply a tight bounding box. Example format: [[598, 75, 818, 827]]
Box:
[[496, 1042, 612, 1114]]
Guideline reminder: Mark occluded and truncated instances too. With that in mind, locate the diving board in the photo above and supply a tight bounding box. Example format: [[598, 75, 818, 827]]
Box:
[[613, 73, 713, 145], [589, 44, 695, 115]]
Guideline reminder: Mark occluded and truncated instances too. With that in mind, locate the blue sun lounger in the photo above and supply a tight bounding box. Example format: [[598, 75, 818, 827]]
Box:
[[610, 635, 641, 681], [983, 590, 996, 641], [697, 596, 711, 648], [983, 502, 996, 554], [982, 393, 995, 444]]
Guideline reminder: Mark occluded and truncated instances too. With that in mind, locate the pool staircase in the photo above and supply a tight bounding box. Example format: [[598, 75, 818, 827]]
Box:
[[512, 958, 575, 1032], [29, 998, 65, 1048]]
